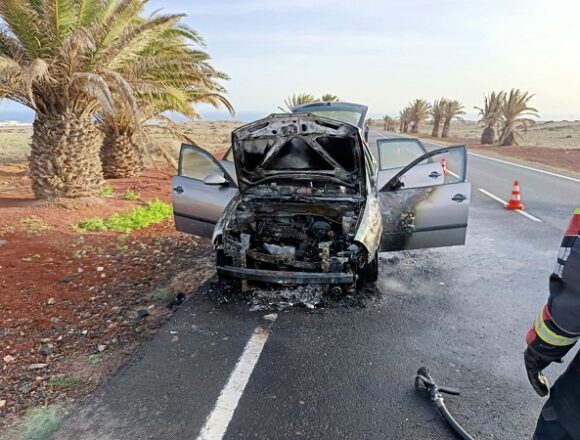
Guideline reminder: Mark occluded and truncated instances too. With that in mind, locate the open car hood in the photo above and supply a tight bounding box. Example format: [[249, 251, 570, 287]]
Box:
[[231, 114, 366, 193]]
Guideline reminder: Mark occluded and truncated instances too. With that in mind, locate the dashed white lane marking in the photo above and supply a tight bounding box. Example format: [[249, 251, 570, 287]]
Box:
[[478, 188, 543, 223], [196, 316, 277, 440], [469, 153, 580, 184]]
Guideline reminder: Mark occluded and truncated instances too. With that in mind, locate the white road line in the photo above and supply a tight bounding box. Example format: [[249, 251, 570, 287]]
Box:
[[196, 317, 277, 440], [467, 153, 580, 184], [478, 188, 543, 223]]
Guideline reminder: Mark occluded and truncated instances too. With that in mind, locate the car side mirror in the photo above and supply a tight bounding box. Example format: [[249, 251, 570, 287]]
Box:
[[203, 173, 230, 186]]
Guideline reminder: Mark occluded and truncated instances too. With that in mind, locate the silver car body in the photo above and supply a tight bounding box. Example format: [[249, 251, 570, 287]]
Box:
[[172, 103, 471, 287]]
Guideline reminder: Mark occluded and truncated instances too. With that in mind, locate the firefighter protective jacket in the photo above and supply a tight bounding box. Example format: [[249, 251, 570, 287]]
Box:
[[527, 208, 580, 436], [527, 208, 580, 359]]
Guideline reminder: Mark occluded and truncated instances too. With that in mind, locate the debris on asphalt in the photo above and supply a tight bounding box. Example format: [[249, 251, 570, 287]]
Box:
[[248, 285, 324, 311]]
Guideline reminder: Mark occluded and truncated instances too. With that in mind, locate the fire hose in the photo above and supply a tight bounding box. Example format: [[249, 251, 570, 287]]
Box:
[[414, 366, 475, 440]]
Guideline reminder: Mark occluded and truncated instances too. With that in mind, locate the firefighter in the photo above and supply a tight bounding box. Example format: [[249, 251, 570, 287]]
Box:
[[364, 123, 370, 143], [525, 208, 580, 440]]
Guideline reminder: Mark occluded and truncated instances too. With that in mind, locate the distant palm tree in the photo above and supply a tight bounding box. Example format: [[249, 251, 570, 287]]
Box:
[[441, 100, 465, 138], [408, 99, 431, 133], [383, 115, 396, 131], [320, 94, 339, 102], [498, 89, 539, 146], [399, 107, 412, 133], [430, 98, 447, 137], [279, 93, 316, 112], [475, 91, 505, 145]]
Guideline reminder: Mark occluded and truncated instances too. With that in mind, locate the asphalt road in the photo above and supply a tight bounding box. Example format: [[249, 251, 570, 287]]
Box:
[[54, 132, 580, 440]]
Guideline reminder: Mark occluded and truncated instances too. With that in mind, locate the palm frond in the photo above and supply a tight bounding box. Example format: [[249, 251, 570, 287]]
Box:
[[69, 71, 114, 114], [0, 0, 43, 56]]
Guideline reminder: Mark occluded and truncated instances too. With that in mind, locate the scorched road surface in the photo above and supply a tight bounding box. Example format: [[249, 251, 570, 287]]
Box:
[[54, 134, 580, 440]]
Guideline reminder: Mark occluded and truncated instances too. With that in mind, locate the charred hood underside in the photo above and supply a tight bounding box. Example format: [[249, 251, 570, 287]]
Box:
[[231, 114, 365, 193]]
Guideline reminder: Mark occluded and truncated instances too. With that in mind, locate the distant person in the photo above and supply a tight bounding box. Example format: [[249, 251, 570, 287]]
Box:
[[364, 123, 370, 142], [525, 208, 580, 439]]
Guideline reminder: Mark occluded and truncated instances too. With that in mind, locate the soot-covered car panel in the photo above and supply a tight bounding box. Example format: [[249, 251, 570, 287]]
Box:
[[172, 106, 471, 289]]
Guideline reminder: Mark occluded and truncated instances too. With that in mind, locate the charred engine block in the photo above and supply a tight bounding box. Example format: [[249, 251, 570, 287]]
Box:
[[222, 198, 365, 274]]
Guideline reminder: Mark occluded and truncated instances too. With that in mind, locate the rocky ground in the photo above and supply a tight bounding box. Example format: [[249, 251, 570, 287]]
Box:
[[0, 167, 215, 431]]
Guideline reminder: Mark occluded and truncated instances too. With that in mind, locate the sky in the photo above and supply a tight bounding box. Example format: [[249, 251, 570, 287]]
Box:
[[2, 0, 580, 121]]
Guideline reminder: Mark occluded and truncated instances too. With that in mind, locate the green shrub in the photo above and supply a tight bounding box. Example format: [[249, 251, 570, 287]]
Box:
[[47, 376, 84, 389], [87, 353, 103, 365], [75, 218, 107, 232], [99, 185, 115, 197], [152, 287, 176, 305], [75, 200, 172, 234], [7, 406, 65, 440], [124, 190, 140, 201]]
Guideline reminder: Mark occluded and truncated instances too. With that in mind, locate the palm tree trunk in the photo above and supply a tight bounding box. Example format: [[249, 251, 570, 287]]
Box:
[[29, 114, 103, 199], [500, 128, 516, 146], [101, 130, 144, 179], [480, 126, 495, 145], [441, 119, 451, 138], [431, 117, 441, 137], [411, 122, 419, 134]]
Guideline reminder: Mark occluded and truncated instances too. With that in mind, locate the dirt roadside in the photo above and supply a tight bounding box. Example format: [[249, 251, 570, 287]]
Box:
[[0, 165, 215, 431]]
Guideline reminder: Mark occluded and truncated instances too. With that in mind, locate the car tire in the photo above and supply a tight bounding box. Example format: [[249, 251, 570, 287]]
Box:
[[359, 251, 379, 284]]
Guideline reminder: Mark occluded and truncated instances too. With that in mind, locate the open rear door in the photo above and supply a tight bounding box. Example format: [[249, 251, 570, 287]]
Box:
[[378, 145, 471, 251], [172, 144, 238, 238]]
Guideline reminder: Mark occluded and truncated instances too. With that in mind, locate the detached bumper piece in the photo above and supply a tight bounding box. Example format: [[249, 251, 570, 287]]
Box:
[[217, 266, 354, 285]]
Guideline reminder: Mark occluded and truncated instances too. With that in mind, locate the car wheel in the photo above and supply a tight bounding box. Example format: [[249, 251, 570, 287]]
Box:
[[358, 251, 378, 284]]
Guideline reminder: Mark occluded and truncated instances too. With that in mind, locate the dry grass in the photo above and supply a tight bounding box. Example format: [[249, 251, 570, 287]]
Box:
[[0, 121, 242, 168], [0, 125, 33, 163], [145, 120, 242, 161]]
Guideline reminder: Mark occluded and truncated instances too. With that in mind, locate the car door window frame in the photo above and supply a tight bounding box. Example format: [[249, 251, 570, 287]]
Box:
[[377, 138, 428, 170], [178, 143, 236, 186], [380, 145, 467, 192]]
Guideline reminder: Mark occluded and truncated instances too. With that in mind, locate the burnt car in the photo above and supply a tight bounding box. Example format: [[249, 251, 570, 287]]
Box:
[[172, 103, 471, 290]]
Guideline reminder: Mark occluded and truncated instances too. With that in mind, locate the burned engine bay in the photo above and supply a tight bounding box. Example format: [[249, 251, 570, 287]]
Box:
[[214, 113, 377, 293], [219, 185, 367, 288]]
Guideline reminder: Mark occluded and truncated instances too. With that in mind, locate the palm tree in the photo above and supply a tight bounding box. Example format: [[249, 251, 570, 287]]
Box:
[[320, 94, 339, 102], [399, 107, 412, 133], [278, 93, 316, 112], [430, 98, 447, 137], [475, 91, 505, 145], [441, 99, 465, 138], [407, 99, 431, 133], [99, 18, 233, 178], [498, 89, 539, 146], [0, 0, 192, 198], [382, 115, 394, 131]]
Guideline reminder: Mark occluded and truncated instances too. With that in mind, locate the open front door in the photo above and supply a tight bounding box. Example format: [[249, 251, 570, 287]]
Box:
[[172, 144, 238, 238], [377, 144, 471, 251]]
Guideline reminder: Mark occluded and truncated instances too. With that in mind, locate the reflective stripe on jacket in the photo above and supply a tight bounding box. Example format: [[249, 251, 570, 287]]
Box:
[[527, 209, 580, 359]]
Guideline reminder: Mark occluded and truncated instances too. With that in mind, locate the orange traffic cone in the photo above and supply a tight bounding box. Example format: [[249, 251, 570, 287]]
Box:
[[441, 159, 449, 176], [505, 181, 525, 210]]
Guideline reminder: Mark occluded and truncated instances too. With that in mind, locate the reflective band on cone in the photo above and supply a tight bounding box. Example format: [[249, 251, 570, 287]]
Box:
[[505, 180, 525, 210]]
